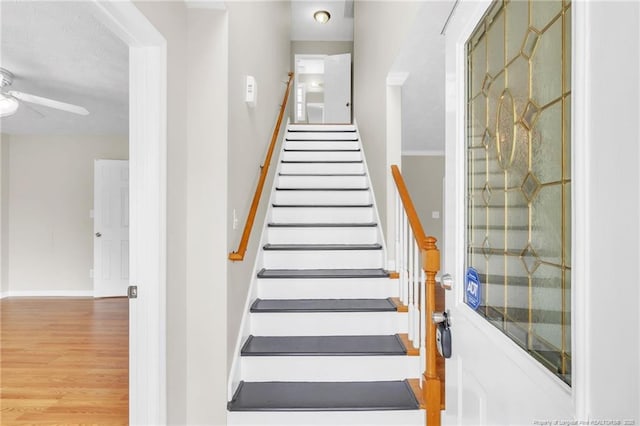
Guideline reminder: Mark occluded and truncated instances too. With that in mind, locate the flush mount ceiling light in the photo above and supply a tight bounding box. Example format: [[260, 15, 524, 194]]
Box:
[[313, 10, 331, 24]]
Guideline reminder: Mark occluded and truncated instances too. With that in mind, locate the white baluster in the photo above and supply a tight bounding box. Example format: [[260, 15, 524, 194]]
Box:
[[394, 190, 400, 298], [420, 268, 426, 383], [408, 227, 415, 344], [401, 211, 408, 306], [413, 240, 420, 349]]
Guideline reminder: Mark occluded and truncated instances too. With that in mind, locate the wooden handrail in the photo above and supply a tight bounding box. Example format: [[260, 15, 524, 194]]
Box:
[[229, 72, 294, 261], [391, 165, 427, 249], [391, 164, 444, 426]]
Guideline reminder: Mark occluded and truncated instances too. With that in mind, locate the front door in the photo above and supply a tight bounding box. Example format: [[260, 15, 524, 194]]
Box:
[[93, 159, 129, 298], [323, 53, 352, 124], [443, 1, 574, 424]]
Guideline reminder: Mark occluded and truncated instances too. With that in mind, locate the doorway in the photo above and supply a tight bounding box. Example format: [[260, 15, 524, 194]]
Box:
[[294, 53, 352, 124]]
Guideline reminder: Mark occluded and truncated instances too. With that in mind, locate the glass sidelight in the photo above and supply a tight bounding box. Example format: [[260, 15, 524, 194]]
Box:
[[465, 0, 572, 384]]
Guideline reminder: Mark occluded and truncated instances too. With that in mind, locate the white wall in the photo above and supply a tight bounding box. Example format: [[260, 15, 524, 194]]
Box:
[[1, 134, 8, 296], [401, 155, 444, 246], [132, 2, 189, 423], [2, 134, 127, 296], [135, 2, 290, 423], [390, 2, 449, 155], [185, 8, 229, 425], [225, 0, 291, 371], [353, 1, 421, 240], [581, 1, 640, 420]]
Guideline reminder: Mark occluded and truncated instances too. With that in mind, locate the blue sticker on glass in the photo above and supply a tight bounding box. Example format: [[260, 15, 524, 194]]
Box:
[[465, 267, 481, 310]]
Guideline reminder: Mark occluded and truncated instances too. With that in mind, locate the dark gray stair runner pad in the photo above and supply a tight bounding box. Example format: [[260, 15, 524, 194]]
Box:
[[257, 268, 389, 279], [227, 380, 419, 412], [250, 298, 397, 313], [267, 222, 378, 228], [263, 243, 382, 251], [241, 335, 407, 356]]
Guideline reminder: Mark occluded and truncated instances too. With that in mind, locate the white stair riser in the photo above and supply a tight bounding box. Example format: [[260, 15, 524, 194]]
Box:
[[250, 312, 407, 336], [285, 141, 360, 151], [262, 250, 384, 269], [277, 175, 368, 189], [273, 190, 371, 205], [267, 227, 378, 245], [282, 151, 362, 162], [271, 207, 374, 223], [279, 162, 365, 174], [258, 278, 398, 299], [241, 356, 420, 382], [228, 410, 425, 426], [286, 131, 358, 141]]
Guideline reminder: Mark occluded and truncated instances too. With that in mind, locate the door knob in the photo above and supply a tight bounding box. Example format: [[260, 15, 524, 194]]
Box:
[[437, 273, 453, 290], [95, 232, 102, 238]]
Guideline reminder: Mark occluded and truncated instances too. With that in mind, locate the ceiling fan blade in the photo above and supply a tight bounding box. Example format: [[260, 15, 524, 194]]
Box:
[[8, 91, 89, 116]]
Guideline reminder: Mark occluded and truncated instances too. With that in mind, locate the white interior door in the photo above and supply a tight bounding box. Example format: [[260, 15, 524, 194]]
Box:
[[323, 53, 351, 123], [94, 159, 129, 298]]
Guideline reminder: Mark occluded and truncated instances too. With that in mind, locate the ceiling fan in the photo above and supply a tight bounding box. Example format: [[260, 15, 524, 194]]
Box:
[[0, 67, 89, 118]]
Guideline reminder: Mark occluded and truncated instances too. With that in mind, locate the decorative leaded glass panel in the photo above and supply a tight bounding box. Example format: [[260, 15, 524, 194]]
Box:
[[465, 0, 572, 385]]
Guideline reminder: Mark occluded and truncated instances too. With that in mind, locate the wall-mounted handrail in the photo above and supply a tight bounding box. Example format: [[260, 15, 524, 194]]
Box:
[[391, 164, 444, 426], [229, 72, 294, 261]]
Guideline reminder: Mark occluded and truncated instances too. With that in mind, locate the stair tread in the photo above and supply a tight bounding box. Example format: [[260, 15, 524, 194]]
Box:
[[268, 222, 378, 228], [250, 298, 397, 313], [279, 173, 366, 177], [284, 149, 361, 152], [263, 243, 382, 251], [241, 334, 406, 356], [281, 160, 363, 164], [227, 380, 419, 412], [258, 268, 389, 279], [272, 204, 373, 208], [275, 187, 369, 191]]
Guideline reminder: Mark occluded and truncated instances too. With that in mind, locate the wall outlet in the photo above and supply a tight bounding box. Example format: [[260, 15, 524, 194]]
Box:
[[432, 211, 440, 219], [89, 269, 94, 278]]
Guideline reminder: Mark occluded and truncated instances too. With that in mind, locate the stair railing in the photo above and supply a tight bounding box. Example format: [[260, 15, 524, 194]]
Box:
[[391, 164, 444, 426], [229, 72, 294, 261]]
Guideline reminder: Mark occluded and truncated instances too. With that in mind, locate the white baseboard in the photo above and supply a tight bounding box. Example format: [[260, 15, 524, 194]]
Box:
[[1, 290, 94, 298]]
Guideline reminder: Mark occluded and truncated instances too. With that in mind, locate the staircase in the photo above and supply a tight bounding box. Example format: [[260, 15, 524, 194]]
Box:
[[227, 123, 425, 425]]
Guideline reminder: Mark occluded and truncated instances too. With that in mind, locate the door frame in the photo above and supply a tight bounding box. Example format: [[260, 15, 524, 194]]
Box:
[[444, 0, 585, 422], [91, 2, 167, 424], [294, 54, 326, 123]]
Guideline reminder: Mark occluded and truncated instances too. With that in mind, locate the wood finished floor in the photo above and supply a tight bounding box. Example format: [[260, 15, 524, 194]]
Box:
[[1, 297, 128, 425]]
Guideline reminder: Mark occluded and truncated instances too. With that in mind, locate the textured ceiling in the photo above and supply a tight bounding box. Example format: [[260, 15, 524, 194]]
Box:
[[0, 1, 128, 135], [292, 0, 354, 41]]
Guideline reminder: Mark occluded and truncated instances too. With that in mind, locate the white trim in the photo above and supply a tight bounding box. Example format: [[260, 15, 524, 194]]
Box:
[[91, 2, 167, 425], [401, 150, 445, 157], [572, 1, 589, 420], [0, 290, 95, 298], [385, 75, 406, 270], [386, 72, 409, 87]]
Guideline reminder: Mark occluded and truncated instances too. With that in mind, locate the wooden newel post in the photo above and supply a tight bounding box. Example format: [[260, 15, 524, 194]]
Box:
[[422, 236, 441, 426]]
